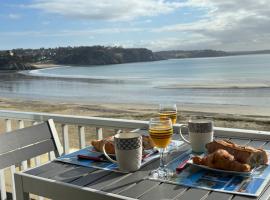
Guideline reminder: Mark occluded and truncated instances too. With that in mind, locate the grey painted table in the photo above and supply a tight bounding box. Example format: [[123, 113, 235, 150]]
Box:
[[14, 137, 270, 200]]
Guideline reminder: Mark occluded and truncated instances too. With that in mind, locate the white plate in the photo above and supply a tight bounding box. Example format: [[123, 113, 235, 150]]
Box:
[[187, 159, 254, 176]]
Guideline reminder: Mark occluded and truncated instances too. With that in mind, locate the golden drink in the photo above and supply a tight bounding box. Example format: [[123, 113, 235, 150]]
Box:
[[159, 111, 177, 124], [149, 126, 173, 148]]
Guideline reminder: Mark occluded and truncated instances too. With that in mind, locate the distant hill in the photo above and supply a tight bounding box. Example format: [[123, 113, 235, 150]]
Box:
[[1, 46, 270, 71], [154, 50, 229, 59], [154, 49, 270, 59], [0, 46, 161, 71], [0, 51, 34, 71]]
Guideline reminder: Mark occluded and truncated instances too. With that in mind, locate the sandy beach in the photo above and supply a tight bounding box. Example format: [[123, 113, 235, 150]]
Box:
[[31, 63, 62, 69], [1, 97, 270, 132]]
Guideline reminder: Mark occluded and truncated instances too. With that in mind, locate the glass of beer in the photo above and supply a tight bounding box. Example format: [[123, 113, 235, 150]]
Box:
[[159, 104, 177, 124], [149, 117, 173, 179]]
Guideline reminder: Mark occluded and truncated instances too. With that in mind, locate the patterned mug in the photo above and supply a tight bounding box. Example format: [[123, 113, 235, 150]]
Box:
[[102, 132, 142, 172]]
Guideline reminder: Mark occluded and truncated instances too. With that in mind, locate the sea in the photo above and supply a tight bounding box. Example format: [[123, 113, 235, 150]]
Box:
[[1, 54, 270, 107]]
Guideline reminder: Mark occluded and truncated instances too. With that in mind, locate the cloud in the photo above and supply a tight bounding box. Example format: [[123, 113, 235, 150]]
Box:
[[8, 13, 21, 19], [28, 0, 182, 21], [150, 0, 270, 50], [0, 27, 145, 37]]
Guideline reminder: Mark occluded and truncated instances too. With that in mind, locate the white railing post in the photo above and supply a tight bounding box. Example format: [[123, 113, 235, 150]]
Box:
[[18, 120, 28, 170], [5, 119, 12, 132], [6, 119, 17, 200], [0, 119, 12, 200], [96, 127, 103, 140], [78, 126, 86, 148], [32, 121, 41, 167], [48, 151, 56, 161], [62, 124, 69, 154]]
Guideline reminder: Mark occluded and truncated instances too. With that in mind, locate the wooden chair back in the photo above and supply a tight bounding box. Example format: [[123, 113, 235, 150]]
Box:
[[0, 119, 63, 169]]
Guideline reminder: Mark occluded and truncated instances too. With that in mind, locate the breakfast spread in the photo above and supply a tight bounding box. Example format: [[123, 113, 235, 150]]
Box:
[[91, 135, 154, 154], [192, 140, 268, 172]]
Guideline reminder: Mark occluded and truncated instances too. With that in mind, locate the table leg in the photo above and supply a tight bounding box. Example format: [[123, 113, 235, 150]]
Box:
[[14, 173, 30, 200]]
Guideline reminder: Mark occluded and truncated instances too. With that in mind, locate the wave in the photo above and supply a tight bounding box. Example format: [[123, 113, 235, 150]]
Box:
[[157, 83, 270, 89], [20, 68, 149, 84]]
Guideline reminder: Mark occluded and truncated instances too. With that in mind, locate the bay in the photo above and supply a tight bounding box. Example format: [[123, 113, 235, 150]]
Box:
[[1, 54, 270, 107]]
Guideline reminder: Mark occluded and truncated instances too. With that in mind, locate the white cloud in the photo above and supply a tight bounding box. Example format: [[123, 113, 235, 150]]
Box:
[[151, 0, 270, 50], [28, 0, 182, 21], [8, 13, 21, 19], [0, 27, 145, 37]]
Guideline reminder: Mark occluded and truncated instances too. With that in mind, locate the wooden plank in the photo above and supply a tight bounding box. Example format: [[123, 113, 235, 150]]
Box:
[[17, 173, 136, 200], [69, 169, 111, 186], [101, 172, 142, 194], [204, 192, 233, 200], [51, 167, 96, 183], [0, 140, 56, 169], [119, 180, 160, 199], [139, 183, 186, 200], [26, 162, 67, 176], [175, 188, 209, 200], [0, 122, 52, 155], [35, 163, 80, 179], [87, 172, 127, 190]]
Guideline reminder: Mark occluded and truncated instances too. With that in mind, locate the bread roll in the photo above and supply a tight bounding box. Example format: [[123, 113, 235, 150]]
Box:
[[206, 140, 268, 168]]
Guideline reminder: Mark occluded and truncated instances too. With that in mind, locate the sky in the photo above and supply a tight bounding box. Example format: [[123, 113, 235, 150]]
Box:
[[0, 0, 270, 51]]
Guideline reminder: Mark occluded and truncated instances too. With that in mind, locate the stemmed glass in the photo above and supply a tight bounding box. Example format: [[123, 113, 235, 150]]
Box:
[[159, 104, 177, 124], [149, 117, 173, 179]]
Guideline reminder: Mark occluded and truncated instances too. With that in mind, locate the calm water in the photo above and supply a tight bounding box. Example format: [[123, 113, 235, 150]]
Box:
[[1, 54, 270, 106]]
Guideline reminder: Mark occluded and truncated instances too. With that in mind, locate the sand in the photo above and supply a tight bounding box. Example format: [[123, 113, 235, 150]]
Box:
[[1, 97, 270, 131]]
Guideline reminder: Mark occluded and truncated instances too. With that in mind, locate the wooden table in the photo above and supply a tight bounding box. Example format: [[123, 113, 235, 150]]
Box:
[[14, 136, 270, 200]]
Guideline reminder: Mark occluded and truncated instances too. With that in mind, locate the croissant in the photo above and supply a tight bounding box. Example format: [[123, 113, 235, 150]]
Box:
[[206, 140, 268, 168], [91, 135, 154, 154], [91, 136, 115, 154], [142, 135, 155, 150], [193, 149, 251, 172]]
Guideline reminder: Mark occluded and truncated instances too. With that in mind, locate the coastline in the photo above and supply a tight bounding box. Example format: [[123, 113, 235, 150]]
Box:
[[0, 97, 270, 132], [31, 63, 62, 69]]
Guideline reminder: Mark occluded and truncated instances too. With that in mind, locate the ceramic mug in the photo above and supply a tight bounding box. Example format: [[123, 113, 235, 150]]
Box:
[[102, 132, 142, 172], [179, 119, 214, 153]]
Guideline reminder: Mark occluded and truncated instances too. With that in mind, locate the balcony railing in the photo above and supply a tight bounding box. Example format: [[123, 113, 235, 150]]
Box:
[[0, 109, 270, 200]]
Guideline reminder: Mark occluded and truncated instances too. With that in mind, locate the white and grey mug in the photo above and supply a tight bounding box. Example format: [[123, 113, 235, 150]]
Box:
[[102, 132, 142, 172], [179, 119, 214, 153]]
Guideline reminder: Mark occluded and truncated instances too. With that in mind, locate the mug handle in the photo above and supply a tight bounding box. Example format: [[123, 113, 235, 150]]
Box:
[[102, 138, 117, 164], [179, 125, 191, 144]]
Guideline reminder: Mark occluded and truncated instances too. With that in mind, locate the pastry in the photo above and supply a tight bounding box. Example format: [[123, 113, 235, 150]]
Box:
[[142, 135, 155, 150], [91, 135, 154, 154], [206, 140, 268, 168], [193, 149, 251, 172], [91, 136, 115, 154]]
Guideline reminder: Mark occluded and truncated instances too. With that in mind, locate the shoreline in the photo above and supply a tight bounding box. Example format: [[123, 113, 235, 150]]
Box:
[[0, 97, 270, 131]]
